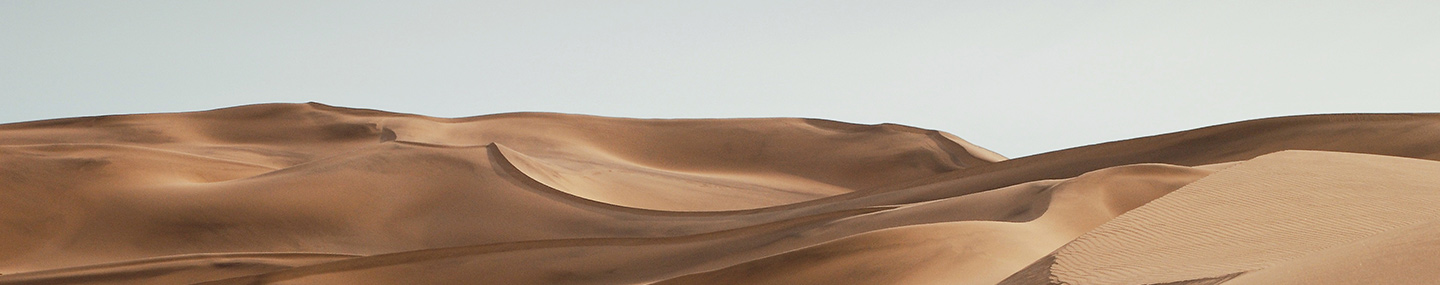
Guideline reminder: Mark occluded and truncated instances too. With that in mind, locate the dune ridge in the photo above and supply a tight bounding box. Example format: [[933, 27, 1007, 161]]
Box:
[[3, 103, 1440, 284]]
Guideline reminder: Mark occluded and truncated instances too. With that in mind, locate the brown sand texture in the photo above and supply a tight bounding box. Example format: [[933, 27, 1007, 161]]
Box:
[[2, 103, 1440, 284]]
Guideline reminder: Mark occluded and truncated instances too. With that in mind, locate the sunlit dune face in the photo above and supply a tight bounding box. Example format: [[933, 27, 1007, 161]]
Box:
[[4, 104, 1440, 285]]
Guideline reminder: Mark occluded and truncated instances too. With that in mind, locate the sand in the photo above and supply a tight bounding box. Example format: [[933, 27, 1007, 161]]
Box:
[[2, 103, 1438, 284]]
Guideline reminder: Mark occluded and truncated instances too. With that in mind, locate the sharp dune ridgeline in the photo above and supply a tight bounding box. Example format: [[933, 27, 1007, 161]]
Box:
[[2, 103, 1440, 284]]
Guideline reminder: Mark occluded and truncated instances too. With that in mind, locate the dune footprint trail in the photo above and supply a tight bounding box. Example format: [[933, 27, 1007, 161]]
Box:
[[3, 103, 1440, 284]]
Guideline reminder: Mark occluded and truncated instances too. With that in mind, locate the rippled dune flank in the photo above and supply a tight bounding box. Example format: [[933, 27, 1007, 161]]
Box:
[[3, 103, 1440, 284]]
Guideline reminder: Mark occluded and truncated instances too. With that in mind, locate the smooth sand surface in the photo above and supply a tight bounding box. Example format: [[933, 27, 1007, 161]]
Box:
[[998, 150, 1440, 284], [2, 103, 1439, 284]]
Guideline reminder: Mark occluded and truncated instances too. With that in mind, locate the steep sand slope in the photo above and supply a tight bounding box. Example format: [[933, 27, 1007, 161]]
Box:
[[998, 150, 1440, 284], [779, 113, 1440, 221], [653, 164, 1212, 285], [0, 102, 1000, 212], [191, 164, 1210, 285], [0, 103, 997, 273], [4, 104, 1440, 285], [0, 253, 355, 285]]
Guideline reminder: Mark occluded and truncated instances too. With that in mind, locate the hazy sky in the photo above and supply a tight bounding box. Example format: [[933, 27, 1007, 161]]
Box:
[[3, 1, 1437, 157]]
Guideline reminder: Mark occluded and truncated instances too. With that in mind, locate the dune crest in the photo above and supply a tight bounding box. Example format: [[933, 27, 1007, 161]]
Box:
[[4, 104, 1440, 284]]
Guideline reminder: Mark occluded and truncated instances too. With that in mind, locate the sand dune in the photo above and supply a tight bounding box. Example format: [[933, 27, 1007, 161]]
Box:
[[0, 253, 356, 285], [998, 150, 1440, 284], [3, 103, 1439, 284]]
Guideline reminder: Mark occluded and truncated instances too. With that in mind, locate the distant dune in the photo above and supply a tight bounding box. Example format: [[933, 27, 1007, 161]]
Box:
[[2, 103, 1439, 284]]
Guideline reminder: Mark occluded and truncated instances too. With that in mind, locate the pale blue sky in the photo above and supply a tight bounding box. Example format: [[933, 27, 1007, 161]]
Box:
[[3, 1, 1437, 157]]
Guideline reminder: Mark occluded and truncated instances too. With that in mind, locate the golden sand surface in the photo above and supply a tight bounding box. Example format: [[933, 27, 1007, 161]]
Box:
[[3, 103, 1439, 284]]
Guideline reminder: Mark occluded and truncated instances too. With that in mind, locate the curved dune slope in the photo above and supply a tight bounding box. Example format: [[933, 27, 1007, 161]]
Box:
[[653, 164, 1212, 285], [998, 150, 1440, 284], [3, 104, 1440, 285]]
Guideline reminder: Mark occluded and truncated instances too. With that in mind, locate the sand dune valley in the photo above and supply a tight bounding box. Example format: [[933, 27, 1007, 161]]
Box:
[[4, 102, 1440, 285]]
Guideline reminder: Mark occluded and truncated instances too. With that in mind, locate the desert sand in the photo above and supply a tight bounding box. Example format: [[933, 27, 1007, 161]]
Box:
[[2, 103, 1439, 284]]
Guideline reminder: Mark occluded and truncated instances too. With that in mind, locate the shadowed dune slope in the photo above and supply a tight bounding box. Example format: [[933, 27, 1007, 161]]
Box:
[[0, 102, 1002, 212], [652, 164, 1213, 285], [749, 113, 1440, 223], [0, 253, 356, 285], [188, 164, 1209, 285], [4, 105, 1440, 285], [861, 113, 1440, 196]]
